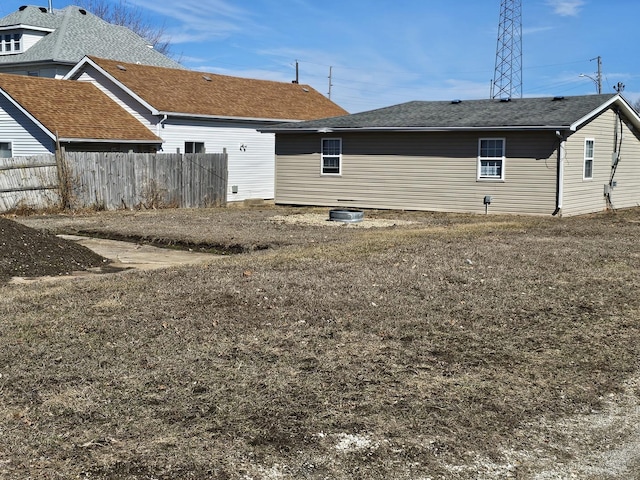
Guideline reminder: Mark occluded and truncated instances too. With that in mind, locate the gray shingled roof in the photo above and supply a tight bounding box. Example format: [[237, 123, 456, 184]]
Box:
[[263, 94, 623, 132], [0, 5, 183, 69]]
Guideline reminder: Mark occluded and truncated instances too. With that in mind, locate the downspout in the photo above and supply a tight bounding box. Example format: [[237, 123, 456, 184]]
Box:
[[157, 114, 167, 138], [553, 130, 566, 216]]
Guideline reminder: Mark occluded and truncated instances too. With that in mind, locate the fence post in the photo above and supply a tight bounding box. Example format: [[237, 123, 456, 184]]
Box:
[[54, 133, 71, 210]]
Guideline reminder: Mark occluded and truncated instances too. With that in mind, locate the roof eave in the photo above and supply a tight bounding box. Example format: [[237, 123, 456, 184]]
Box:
[[159, 111, 304, 123], [65, 56, 158, 114], [0, 25, 55, 33], [0, 88, 56, 140], [569, 94, 640, 132], [260, 125, 570, 134], [58, 138, 162, 144]]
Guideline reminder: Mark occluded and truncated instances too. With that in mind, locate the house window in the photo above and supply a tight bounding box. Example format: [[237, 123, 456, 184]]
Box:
[[584, 139, 594, 180], [184, 141, 205, 154], [0, 142, 12, 158], [478, 138, 505, 180], [0, 33, 21, 54], [321, 138, 341, 175]]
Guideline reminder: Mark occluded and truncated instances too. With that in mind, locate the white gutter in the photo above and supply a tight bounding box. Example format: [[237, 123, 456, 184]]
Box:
[[58, 138, 162, 144], [157, 114, 167, 137], [261, 125, 571, 134], [157, 111, 304, 123], [0, 25, 55, 33], [554, 130, 566, 215]]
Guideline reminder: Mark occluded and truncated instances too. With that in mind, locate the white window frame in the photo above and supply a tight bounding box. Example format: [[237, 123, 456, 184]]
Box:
[[0, 141, 12, 158], [477, 138, 505, 181], [0, 32, 21, 54], [321, 138, 342, 175], [583, 138, 594, 180]]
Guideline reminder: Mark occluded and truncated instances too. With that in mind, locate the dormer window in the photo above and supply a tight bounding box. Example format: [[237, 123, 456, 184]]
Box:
[[1, 33, 22, 54]]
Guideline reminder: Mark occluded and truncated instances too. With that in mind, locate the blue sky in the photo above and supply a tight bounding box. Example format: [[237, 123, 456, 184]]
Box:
[[2, 0, 639, 112]]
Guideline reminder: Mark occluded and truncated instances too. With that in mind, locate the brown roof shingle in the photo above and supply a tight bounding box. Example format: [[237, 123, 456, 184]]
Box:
[[0, 73, 161, 142], [87, 56, 349, 121]]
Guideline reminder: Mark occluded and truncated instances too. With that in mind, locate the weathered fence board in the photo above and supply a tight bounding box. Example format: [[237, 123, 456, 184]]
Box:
[[0, 155, 60, 211], [0, 151, 228, 212]]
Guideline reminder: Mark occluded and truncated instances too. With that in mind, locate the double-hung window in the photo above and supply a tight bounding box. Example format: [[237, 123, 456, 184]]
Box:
[[584, 139, 594, 180], [478, 138, 505, 180], [0, 142, 11, 158], [321, 138, 341, 175]]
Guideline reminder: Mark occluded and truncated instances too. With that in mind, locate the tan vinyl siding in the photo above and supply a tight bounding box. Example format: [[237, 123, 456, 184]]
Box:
[[562, 108, 640, 215], [609, 122, 640, 210], [562, 109, 613, 215], [276, 131, 559, 215]]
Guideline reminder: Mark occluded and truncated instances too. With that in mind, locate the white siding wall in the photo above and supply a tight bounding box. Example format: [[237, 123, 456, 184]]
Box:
[[73, 67, 158, 128], [276, 131, 559, 215], [0, 96, 53, 156], [21, 30, 48, 52], [160, 118, 275, 201], [72, 65, 275, 201]]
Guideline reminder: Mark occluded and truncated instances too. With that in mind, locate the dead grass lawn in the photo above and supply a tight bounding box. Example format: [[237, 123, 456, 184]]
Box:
[[3, 206, 640, 479]]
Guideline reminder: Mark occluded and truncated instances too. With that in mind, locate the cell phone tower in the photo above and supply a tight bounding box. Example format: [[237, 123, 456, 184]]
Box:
[[491, 0, 523, 99]]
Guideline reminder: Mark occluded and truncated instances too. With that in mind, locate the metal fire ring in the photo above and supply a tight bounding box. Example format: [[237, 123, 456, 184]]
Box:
[[329, 209, 365, 223]]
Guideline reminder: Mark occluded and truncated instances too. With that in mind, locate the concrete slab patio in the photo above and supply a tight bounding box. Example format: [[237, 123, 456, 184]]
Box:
[[58, 235, 218, 271]]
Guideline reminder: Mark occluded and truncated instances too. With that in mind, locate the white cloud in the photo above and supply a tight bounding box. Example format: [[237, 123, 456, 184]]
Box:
[[546, 0, 585, 17], [126, 0, 260, 44]]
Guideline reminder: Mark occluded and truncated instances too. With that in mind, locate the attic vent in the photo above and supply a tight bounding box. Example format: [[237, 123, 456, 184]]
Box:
[[202, 75, 212, 82], [553, 96, 565, 101], [39, 7, 47, 12], [500, 98, 511, 103], [116, 64, 127, 71], [451, 99, 462, 104], [79, 8, 87, 15], [302, 87, 309, 92], [19, 6, 27, 11]]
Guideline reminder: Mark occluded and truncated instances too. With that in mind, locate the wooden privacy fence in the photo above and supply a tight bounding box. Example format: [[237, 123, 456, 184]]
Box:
[[0, 151, 228, 212], [0, 155, 60, 211]]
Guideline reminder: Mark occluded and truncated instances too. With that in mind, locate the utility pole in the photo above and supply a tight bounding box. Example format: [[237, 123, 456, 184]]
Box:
[[492, 0, 523, 99], [328, 66, 333, 99], [592, 56, 602, 94]]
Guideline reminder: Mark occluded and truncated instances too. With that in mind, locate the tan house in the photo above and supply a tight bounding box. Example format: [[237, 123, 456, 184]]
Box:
[[262, 94, 640, 216]]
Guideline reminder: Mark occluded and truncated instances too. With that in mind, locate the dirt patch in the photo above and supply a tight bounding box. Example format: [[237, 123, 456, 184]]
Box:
[[270, 212, 414, 228], [0, 216, 108, 282]]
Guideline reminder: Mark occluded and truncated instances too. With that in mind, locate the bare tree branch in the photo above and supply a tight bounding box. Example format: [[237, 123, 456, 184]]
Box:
[[76, 0, 172, 56]]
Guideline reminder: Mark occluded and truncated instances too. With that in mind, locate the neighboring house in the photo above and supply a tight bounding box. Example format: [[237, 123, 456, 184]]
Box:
[[65, 56, 348, 201], [0, 72, 161, 156], [261, 94, 640, 216], [0, 5, 182, 79]]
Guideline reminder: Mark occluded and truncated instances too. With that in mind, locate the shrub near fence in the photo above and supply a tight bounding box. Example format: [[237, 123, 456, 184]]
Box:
[[0, 151, 228, 212]]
